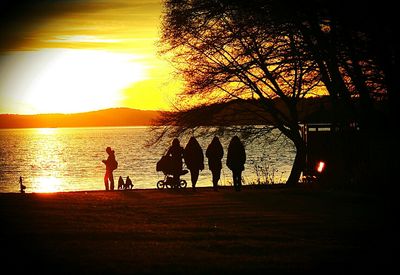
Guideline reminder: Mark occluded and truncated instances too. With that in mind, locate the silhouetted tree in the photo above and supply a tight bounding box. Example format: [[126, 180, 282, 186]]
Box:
[[158, 0, 327, 186], [270, 0, 398, 184], [282, 0, 397, 128], [158, 0, 397, 186]]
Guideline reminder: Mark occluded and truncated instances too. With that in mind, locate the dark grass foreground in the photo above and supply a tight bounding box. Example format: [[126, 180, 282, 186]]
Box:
[[0, 186, 396, 274]]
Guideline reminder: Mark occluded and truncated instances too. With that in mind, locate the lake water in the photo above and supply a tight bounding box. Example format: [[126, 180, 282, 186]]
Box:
[[0, 127, 295, 193]]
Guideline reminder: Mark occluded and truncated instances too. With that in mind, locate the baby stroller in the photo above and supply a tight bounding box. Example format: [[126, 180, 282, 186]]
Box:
[[156, 155, 188, 189]]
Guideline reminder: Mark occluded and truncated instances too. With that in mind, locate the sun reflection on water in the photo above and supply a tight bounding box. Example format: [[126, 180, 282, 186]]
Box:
[[37, 128, 58, 135], [34, 176, 62, 193], [29, 128, 65, 192]]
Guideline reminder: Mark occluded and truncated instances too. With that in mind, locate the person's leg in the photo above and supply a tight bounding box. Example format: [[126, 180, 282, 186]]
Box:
[[109, 171, 114, 190], [212, 169, 221, 190], [173, 173, 180, 188], [173, 163, 182, 188], [233, 170, 241, 191], [191, 169, 199, 188], [104, 171, 109, 191], [237, 171, 242, 191], [212, 172, 217, 189], [232, 171, 237, 190]]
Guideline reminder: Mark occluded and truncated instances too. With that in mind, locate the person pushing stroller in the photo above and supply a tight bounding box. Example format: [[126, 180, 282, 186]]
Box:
[[165, 138, 184, 184], [156, 138, 188, 188]]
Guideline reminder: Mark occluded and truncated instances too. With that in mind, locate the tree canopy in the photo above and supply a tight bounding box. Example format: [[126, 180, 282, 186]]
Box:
[[158, 0, 397, 186]]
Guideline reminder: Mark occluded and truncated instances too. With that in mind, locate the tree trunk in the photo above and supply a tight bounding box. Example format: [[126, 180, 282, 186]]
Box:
[[286, 132, 307, 186]]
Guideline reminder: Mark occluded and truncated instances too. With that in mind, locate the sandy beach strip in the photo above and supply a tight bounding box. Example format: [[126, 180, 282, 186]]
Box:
[[0, 186, 395, 274]]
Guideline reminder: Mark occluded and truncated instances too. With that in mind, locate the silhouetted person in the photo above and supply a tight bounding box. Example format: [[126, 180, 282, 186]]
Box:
[[118, 176, 124, 190], [206, 136, 224, 191], [166, 138, 184, 186], [125, 176, 133, 189], [227, 136, 246, 191], [19, 176, 26, 193], [184, 137, 204, 189], [102, 147, 118, 191]]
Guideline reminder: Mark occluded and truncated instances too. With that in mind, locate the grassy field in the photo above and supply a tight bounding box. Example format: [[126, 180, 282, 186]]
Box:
[[0, 186, 395, 274]]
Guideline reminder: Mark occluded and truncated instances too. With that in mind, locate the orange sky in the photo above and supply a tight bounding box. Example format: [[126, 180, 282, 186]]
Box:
[[0, 0, 182, 114]]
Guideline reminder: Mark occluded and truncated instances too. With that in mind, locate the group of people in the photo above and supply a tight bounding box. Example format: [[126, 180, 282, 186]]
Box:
[[163, 135, 246, 191], [102, 135, 246, 191], [118, 176, 133, 190]]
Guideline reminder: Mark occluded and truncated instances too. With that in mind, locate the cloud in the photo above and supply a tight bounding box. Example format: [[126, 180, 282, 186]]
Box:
[[0, 0, 162, 52], [45, 35, 123, 43]]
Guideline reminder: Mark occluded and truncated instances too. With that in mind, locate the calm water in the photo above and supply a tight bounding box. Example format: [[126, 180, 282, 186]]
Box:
[[0, 127, 295, 193]]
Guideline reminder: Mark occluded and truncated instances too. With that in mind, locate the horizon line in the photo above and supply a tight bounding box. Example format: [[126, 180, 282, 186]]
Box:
[[0, 106, 165, 116]]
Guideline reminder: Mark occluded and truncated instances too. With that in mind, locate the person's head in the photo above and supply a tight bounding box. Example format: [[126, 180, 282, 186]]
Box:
[[172, 138, 180, 147], [188, 136, 198, 145], [230, 136, 243, 147], [106, 147, 112, 154]]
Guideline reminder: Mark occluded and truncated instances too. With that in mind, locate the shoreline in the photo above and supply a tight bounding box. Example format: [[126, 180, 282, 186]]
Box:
[[0, 183, 289, 195], [1, 185, 394, 274]]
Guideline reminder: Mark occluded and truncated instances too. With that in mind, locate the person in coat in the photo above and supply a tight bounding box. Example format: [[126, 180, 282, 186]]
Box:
[[206, 136, 224, 191], [184, 137, 204, 189], [226, 136, 246, 191]]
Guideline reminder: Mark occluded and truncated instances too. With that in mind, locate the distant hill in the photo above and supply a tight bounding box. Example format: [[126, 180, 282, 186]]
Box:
[[1, 97, 382, 128], [0, 108, 162, 128]]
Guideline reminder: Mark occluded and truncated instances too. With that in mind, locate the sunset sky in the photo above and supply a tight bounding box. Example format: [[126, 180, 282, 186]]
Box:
[[0, 0, 182, 114]]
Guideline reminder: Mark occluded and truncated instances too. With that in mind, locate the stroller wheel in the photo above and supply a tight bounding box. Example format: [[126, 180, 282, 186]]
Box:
[[180, 179, 187, 188], [157, 180, 164, 189]]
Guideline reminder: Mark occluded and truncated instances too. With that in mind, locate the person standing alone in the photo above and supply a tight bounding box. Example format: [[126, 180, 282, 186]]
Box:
[[226, 136, 246, 191], [102, 146, 118, 191]]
